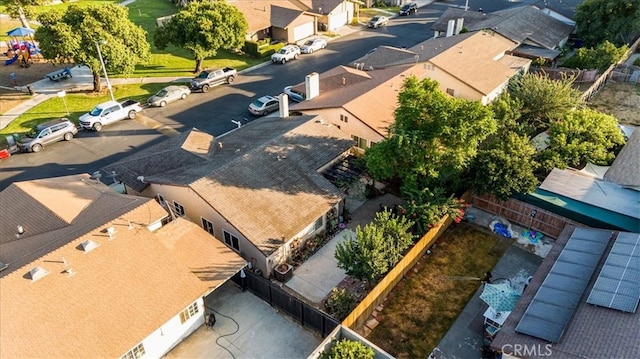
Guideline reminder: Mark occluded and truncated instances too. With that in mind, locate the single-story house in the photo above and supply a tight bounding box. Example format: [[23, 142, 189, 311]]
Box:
[[603, 128, 640, 190], [491, 226, 639, 358], [0, 174, 245, 358], [102, 115, 355, 278]]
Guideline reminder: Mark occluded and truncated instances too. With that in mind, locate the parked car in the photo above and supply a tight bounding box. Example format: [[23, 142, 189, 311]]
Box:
[[271, 45, 301, 64], [79, 100, 142, 131], [189, 67, 237, 92], [147, 85, 191, 107], [283, 86, 306, 102], [19, 118, 77, 153], [248, 95, 280, 116], [367, 16, 389, 28], [399, 2, 418, 15], [300, 38, 327, 54]]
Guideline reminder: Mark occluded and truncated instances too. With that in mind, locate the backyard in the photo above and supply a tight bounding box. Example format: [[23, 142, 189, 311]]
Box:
[[367, 223, 507, 358]]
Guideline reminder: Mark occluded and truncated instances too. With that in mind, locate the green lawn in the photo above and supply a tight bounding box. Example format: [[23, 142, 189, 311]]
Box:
[[367, 224, 506, 358], [0, 83, 166, 135]]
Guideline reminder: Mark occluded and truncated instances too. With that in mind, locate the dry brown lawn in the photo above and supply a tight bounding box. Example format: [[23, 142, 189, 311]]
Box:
[[367, 223, 506, 358], [588, 81, 640, 126]]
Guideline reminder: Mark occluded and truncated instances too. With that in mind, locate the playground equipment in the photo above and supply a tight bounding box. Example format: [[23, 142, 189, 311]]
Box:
[[45, 67, 73, 81]]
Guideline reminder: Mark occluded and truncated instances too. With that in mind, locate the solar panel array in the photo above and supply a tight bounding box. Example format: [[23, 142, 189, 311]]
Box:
[[515, 228, 612, 342], [586, 232, 640, 313]]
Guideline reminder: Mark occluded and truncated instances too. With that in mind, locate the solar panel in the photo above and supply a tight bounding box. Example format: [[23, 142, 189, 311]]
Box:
[[515, 228, 612, 342], [587, 232, 640, 313]]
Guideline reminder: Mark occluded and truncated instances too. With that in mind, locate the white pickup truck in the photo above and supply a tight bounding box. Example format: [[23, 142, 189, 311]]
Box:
[[79, 100, 142, 131]]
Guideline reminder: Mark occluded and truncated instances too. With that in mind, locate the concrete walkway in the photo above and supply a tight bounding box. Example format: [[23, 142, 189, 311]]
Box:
[[286, 229, 352, 305]]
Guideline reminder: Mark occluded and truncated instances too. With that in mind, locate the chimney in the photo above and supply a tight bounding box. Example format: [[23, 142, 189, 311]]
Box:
[[279, 93, 289, 118], [305, 72, 320, 100], [446, 19, 455, 37], [455, 18, 464, 34]]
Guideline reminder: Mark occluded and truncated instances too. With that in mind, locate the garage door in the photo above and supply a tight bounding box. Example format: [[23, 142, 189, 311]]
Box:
[[293, 22, 314, 42], [328, 12, 348, 31]]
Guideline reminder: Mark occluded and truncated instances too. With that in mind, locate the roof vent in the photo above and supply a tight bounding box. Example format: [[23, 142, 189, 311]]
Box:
[[80, 239, 99, 252], [27, 266, 49, 281], [0, 261, 8, 272], [107, 227, 116, 240]]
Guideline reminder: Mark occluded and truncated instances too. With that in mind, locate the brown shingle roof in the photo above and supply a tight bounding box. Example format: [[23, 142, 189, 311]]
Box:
[[0, 175, 156, 277], [230, 0, 307, 33], [491, 226, 640, 358], [604, 129, 640, 190], [0, 195, 244, 357]]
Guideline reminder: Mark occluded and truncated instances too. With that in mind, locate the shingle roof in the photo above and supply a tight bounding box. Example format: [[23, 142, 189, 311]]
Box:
[[271, 4, 305, 28], [102, 116, 354, 256], [102, 128, 215, 192], [491, 226, 640, 358], [290, 65, 419, 136], [533, 0, 584, 20], [230, 0, 307, 33], [604, 129, 640, 190], [0, 207, 245, 358], [0, 174, 157, 277], [350, 46, 419, 70], [430, 7, 489, 32], [468, 5, 574, 49]]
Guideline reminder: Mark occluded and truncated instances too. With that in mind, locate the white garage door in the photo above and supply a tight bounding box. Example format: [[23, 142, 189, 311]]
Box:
[[328, 12, 348, 31], [293, 22, 314, 42]]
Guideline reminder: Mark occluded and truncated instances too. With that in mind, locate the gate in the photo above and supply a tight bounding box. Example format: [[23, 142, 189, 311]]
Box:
[[232, 271, 339, 337]]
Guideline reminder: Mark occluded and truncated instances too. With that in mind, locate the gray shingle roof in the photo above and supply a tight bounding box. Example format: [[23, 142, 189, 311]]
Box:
[[0, 174, 158, 278], [604, 129, 640, 190], [430, 7, 489, 32], [271, 4, 304, 28], [350, 46, 419, 70], [533, 0, 584, 20], [491, 226, 640, 358]]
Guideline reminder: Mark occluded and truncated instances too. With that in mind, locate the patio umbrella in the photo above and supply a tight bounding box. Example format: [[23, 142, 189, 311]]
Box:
[[7, 27, 35, 37], [480, 281, 521, 312]]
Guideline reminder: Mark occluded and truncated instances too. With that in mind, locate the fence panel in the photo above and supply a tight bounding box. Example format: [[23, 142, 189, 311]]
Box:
[[270, 285, 303, 321]]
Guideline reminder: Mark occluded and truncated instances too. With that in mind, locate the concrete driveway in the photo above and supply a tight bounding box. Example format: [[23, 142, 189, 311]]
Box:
[[165, 281, 321, 359], [286, 229, 353, 305]]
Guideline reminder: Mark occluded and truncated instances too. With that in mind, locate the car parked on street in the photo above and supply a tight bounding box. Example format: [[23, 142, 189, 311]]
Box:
[[300, 38, 327, 54], [147, 85, 191, 107], [19, 118, 78, 153], [271, 45, 301, 64], [248, 95, 280, 116], [367, 15, 389, 28], [283, 86, 306, 102], [399, 2, 418, 15]]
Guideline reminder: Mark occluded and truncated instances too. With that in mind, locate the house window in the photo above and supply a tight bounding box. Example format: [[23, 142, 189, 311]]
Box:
[[340, 114, 349, 123], [223, 231, 240, 251], [351, 135, 367, 149], [179, 302, 199, 324], [424, 63, 433, 71], [201, 218, 214, 235], [121, 343, 145, 359], [173, 201, 185, 216], [370, 141, 378, 148], [313, 216, 323, 231], [446, 88, 455, 96], [157, 194, 166, 207]]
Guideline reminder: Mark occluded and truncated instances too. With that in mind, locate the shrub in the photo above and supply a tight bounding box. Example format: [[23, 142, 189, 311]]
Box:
[[562, 41, 628, 72], [321, 339, 374, 359], [325, 288, 356, 321], [634, 57, 640, 67]]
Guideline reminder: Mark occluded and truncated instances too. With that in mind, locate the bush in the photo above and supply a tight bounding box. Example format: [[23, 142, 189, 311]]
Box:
[[321, 339, 374, 359], [325, 288, 356, 321], [562, 41, 628, 72], [634, 57, 640, 67]]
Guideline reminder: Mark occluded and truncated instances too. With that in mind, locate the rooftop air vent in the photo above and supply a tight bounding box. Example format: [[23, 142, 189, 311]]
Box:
[[27, 266, 49, 281], [80, 240, 99, 252]]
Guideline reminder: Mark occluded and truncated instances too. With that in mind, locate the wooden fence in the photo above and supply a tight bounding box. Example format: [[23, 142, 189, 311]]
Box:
[[470, 194, 583, 239], [341, 214, 454, 332]]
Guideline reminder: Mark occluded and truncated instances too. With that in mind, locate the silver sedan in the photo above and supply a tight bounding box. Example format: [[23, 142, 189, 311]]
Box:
[[147, 85, 191, 107], [300, 38, 327, 54]]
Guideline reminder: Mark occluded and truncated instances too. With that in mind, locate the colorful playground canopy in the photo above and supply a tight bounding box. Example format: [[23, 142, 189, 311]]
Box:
[[7, 27, 35, 37]]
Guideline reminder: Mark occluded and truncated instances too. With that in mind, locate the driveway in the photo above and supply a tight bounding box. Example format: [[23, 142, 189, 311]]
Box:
[[165, 280, 321, 359]]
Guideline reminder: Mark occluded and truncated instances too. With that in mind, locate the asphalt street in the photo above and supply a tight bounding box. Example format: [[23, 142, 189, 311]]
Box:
[[0, 0, 535, 190]]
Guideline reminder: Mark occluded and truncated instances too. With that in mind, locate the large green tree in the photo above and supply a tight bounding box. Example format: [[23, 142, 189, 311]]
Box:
[[366, 77, 496, 194], [154, 1, 248, 73], [575, 0, 640, 47], [5, 0, 44, 28], [562, 41, 629, 72], [536, 108, 626, 173], [508, 73, 583, 132], [35, 5, 150, 93]]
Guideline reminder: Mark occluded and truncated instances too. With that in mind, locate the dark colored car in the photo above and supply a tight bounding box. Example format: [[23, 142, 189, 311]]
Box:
[[399, 3, 418, 15]]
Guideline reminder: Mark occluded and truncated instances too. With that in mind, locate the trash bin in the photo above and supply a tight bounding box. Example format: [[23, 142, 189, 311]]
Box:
[[0, 149, 10, 160]]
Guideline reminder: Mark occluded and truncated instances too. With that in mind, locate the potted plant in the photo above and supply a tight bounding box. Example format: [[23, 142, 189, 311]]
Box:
[[274, 263, 293, 282]]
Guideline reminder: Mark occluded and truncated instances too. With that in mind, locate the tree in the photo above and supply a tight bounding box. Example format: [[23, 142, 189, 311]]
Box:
[[575, 0, 640, 47], [467, 131, 539, 200], [366, 77, 496, 194], [536, 108, 626, 173], [399, 188, 466, 235], [508, 73, 583, 132], [154, 1, 248, 73], [334, 211, 414, 286], [35, 5, 150, 93], [562, 41, 629, 72], [5, 0, 45, 28], [321, 339, 374, 359]]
